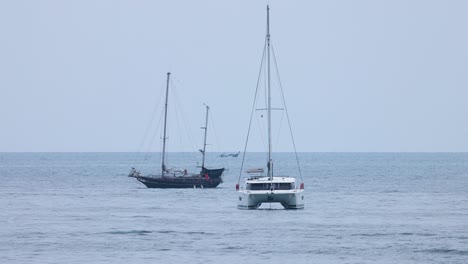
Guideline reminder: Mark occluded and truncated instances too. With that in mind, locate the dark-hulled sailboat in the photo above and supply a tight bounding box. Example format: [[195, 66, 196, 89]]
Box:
[[129, 72, 225, 188]]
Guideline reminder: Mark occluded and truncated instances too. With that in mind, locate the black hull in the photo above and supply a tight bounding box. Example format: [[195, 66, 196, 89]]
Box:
[[136, 175, 222, 189]]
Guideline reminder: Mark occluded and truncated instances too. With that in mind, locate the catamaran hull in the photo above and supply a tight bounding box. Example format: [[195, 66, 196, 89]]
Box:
[[136, 176, 222, 189], [237, 190, 305, 209]]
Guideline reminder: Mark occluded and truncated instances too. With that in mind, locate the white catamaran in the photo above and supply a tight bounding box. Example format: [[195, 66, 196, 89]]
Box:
[[236, 6, 305, 209]]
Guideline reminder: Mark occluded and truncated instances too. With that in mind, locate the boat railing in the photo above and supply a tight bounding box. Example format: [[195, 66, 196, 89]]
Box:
[[244, 168, 265, 179], [128, 167, 141, 178], [162, 168, 193, 177]]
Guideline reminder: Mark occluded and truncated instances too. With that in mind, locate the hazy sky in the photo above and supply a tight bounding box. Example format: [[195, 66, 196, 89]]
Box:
[[1, 0, 467, 152]]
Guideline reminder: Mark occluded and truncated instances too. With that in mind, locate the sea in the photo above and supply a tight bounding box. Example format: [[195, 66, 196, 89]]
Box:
[[1, 152, 467, 264]]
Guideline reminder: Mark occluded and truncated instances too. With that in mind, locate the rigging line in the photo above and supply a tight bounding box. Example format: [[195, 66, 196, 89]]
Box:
[[207, 108, 219, 152], [271, 44, 303, 182], [171, 82, 198, 167], [269, 43, 285, 153], [238, 36, 268, 184], [263, 49, 268, 115], [256, 36, 268, 153], [144, 108, 165, 164], [171, 80, 197, 155], [255, 64, 268, 155], [274, 110, 285, 152], [175, 82, 196, 152], [137, 79, 166, 154], [171, 86, 184, 154], [207, 108, 221, 158], [254, 111, 268, 153], [138, 78, 166, 168], [208, 109, 227, 168], [202, 106, 214, 166]]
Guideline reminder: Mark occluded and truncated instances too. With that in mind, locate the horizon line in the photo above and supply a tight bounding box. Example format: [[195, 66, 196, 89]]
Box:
[[1, 151, 467, 154]]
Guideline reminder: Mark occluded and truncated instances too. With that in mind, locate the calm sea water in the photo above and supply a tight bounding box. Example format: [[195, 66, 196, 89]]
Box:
[[1, 152, 467, 264]]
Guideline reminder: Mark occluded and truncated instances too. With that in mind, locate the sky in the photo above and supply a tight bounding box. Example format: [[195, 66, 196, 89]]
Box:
[[1, 0, 467, 152]]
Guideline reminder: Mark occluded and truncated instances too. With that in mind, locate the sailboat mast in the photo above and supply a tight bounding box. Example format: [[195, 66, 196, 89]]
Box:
[[161, 72, 170, 177], [201, 104, 209, 168], [267, 5, 272, 180]]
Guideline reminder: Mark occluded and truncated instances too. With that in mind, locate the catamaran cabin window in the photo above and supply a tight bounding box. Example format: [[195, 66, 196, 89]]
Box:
[[247, 183, 293, 190]]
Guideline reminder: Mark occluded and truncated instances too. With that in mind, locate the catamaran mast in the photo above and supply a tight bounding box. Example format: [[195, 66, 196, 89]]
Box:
[[201, 104, 209, 168], [161, 72, 170, 177], [267, 5, 272, 180]]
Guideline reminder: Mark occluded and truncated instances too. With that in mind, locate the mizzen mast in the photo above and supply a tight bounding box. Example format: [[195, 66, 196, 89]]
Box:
[[201, 104, 210, 168]]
